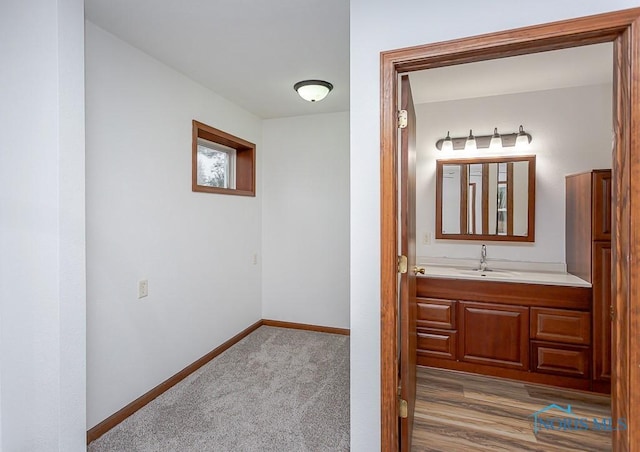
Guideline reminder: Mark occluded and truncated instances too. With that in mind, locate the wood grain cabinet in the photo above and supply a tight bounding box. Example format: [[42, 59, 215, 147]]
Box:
[[458, 301, 529, 371], [530, 308, 591, 378], [592, 242, 612, 383], [417, 330, 457, 361], [416, 298, 457, 361], [416, 277, 594, 391], [531, 341, 590, 378], [530, 307, 590, 345], [566, 169, 612, 392]]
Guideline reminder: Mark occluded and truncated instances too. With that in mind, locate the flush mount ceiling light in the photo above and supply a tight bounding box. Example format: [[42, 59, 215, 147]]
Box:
[[435, 125, 532, 151], [293, 80, 333, 102]]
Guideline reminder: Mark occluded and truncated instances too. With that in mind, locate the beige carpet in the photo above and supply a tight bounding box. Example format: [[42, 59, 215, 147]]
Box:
[[89, 326, 350, 451]]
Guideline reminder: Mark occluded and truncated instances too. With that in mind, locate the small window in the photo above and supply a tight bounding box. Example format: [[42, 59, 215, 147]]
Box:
[[192, 120, 255, 196], [196, 138, 236, 189]]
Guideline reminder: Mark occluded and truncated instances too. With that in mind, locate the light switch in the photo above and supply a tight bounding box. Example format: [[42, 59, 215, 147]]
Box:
[[138, 280, 148, 299]]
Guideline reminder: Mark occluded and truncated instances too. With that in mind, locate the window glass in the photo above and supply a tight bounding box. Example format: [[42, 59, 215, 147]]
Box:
[[196, 139, 235, 189]]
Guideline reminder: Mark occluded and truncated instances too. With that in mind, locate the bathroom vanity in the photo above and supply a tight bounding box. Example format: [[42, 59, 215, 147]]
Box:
[[420, 162, 612, 393], [416, 273, 602, 392]]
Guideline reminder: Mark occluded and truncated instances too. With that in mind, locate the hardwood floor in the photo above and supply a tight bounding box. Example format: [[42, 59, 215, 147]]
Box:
[[412, 367, 612, 451]]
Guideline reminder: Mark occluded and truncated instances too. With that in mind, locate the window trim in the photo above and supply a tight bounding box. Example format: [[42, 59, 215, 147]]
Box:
[[192, 120, 256, 196]]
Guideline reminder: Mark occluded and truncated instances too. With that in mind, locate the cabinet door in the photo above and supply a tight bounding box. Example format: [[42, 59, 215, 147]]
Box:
[[531, 341, 590, 378], [593, 241, 612, 382], [458, 301, 529, 370], [530, 307, 590, 345], [592, 171, 612, 241], [417, 298, 456, 329], [417, 328, 457, 361]]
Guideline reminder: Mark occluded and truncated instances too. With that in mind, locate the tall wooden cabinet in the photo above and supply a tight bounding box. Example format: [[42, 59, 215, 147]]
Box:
[[565, 169, 612, 393]]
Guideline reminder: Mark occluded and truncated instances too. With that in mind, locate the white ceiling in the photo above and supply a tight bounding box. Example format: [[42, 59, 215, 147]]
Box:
[[409, 43, 613, 105], [85, 2, 612, 119], [84, 0, 350, 119]]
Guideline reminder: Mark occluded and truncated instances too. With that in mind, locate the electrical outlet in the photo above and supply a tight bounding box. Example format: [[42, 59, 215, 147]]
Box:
[[423, 232, 432, 245], [138, 280, 148, 299]]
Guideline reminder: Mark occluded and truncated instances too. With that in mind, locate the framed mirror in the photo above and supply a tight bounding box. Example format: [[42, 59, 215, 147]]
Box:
[[435, 155, 535, 242]]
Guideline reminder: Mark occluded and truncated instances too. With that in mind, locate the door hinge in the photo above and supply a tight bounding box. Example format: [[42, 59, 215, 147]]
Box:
[[398, 110, 408, 129], [399, 398, 408, 418], [397, 255, 408, 274], [610, 305, 615, 321]]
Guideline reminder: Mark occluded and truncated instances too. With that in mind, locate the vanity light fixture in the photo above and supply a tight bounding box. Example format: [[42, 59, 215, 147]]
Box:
[[515, 125, 530, 149], [464, 129, 477, 151], [435, 125, 532, 151], [441, 131, 453, 152], [489, 128, 502, 150], [293, 79, 334, 102]]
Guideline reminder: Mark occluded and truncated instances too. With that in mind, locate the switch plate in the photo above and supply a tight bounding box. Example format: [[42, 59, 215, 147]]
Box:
[[252, 254, 258, 265], [138, 280, 148, 299], [423, 232, 432, 245]]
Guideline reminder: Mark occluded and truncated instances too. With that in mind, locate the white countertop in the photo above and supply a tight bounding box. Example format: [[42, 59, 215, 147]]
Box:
[[421, 265, 591, 288]]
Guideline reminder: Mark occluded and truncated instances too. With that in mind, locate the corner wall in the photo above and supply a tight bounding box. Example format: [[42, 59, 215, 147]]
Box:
[[261, 112, 350, 329], [85, 23, 263, 428], [0, 0, 86, 449]]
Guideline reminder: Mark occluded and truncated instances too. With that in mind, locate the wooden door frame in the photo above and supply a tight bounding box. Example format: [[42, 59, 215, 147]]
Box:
[[380, 8, 640, 451]]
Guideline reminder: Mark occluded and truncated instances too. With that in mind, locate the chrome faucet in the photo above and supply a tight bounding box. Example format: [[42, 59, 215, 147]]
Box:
[[479, 244, 489, 271]]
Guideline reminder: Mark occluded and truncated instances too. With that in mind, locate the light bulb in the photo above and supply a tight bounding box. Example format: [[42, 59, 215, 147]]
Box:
[[515, 125, 530, 149], [465, 129, 477, 151], [489, 128, 502, 150], [441, 131, 453, 152]]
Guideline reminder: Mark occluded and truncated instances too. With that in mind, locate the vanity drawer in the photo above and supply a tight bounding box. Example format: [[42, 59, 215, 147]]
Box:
[[417, 328, 457, 360], [531, 341, 590, 379], [417, 298, 456, 329], [530, 308, 590, 345]]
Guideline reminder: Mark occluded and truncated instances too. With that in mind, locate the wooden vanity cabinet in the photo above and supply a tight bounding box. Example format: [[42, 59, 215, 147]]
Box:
[[566, 169, 612, 393], [417, 277, 594, 391]]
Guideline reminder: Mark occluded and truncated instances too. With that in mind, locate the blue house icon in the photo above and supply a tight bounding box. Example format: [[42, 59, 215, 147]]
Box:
[[529, 404, 574, 434]]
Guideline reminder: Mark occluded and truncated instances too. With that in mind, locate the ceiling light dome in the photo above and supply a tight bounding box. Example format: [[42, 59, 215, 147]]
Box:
[[294, 80, 333, 102]]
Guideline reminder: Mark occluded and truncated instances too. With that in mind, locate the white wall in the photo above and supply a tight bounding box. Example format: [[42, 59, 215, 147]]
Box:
[[416, 84, 612, 264], [85, 23, 263, 428], [262, 112, 350, 329], [350, 1, 640, 450], [0, 0, 86, 450]]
